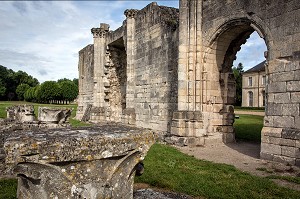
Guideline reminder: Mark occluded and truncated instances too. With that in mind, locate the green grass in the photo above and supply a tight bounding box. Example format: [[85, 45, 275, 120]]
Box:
[[266, 175, 300, 185], [0, 101, 90, 127], [0, 179, 17, 199], [136, 144, 300, 199], [234, 114, 264, 142]]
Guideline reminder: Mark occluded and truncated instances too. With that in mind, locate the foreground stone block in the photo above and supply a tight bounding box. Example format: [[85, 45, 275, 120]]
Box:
[[6, 105, 35, 122], [38, 107, 73, 124], [4, 124, 156, 199]]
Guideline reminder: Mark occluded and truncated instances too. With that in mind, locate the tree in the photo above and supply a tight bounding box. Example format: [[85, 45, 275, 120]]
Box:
[[59, 80, 78, 103], [232, 63, 244, 106], [0, 65, 39, 101], [16, 83, 30, 100], [39, 81, 61, 103], [0, 80, 6, 97], [73, 78, 78, 88]]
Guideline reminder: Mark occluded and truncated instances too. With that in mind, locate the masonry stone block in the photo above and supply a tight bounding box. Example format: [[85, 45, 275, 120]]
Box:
[[273, 155, 296, 165], [287, 81, 300, 92], [281, 146, 298, 157], [273, 116, 295, 128], [267, 82, 286, 93], [280, 138, 296, 147], [282, 128, 300, 140], [261, 143, 282, 155], [260, 152, 274, 161], [274, 93, 291, 103]]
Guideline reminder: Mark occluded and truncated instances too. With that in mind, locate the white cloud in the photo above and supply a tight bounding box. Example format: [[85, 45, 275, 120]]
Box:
[[233, 31, 267, 70], [0, 1, 179, 83]]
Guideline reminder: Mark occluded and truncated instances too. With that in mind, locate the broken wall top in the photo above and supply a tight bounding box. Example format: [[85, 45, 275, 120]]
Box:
[[4, 124, 156, 165]]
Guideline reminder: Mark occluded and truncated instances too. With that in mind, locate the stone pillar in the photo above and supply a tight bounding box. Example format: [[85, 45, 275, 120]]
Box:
[[124, 9, 138, 109], [4, 125, 156, 198], [261, 51, 300, 166], [90, 23, 110, 122], [177, 0, 203, 111], [171, 0, 205, 146]]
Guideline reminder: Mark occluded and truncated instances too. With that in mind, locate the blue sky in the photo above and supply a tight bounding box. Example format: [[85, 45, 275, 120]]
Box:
[[0, 1, 266, 83]]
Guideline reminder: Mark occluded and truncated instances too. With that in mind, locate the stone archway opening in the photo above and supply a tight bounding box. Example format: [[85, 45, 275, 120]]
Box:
[[204, 19, 268, 144]]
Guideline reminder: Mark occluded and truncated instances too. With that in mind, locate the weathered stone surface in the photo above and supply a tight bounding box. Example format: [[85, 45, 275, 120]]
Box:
[[4, 124, 156, 199], [282, 129, 300, 140], [6, 105, 35, 122], [38, 107, 73, 124]]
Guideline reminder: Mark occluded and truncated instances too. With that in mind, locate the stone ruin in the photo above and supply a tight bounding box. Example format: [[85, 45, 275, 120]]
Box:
[[3, 105, 73, 128], [0, 105, 73, 178], [6, 104, 35, 122], [76, 0, 300, 166], [4, 125, 155, 198], [2, 105, 155, 198]]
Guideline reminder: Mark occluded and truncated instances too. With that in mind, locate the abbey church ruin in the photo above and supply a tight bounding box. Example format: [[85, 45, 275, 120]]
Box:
[[77, 0, 300, 166]]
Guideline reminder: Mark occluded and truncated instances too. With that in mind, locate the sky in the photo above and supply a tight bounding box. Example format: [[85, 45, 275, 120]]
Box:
[[0, 1, 266, 83]]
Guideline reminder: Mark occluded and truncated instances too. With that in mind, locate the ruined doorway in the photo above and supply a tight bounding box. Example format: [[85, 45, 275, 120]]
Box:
[[106, 38, 127, 122], [204, 19, 268, 145]]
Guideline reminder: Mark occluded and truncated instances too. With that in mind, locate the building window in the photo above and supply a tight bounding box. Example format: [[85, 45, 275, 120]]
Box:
[[262, 76, 266, 85], [248, 91, 253, 107], [248, 77, 253, 86], [262, 90, 266, 107]]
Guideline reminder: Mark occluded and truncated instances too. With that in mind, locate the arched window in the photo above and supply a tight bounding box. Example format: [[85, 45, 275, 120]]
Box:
[[248, 91, 253, 107], [262, 90, 266, 107]]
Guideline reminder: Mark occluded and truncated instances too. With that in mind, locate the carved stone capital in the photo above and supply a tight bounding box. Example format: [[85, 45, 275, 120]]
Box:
[[124, 9, 139, 19], [91, 23, 110, 38]]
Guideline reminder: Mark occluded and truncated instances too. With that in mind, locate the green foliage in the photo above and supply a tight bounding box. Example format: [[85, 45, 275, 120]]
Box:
[[234, 114, 264, 142], [232, 63, 244, 106], [0, 80, 6, 97], [73, 78, 78, 87], [0, 65, 39, 101], [16, 83, 30, 101], [58, 79, 78, 103], [136, 144, 300, 199], [0, 178, 17, 199], [38, 81, 61, 103]]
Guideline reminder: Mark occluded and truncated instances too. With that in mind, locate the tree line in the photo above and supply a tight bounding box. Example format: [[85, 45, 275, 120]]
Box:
[[0, 65, 78, 104]]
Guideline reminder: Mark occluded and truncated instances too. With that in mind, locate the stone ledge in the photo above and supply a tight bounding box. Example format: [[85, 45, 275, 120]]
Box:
[[5, 125, 155, 164], [4, 124, 156, 198]]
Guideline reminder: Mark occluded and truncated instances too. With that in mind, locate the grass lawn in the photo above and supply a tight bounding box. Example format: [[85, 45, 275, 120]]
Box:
[[135, 144, 300, 199], [0, 101, 90, 127], [234, 114, 264, 142], [0, 179, 17, 199]]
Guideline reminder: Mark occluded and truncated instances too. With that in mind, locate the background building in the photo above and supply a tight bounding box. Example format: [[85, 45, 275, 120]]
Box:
[[242, 61, 266, 108]]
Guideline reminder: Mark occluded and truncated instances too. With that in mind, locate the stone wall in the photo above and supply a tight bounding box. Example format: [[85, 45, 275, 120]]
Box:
[[76, 3, 179, 132], [133, 3, 179, 131], [76, 44, 94, 121]]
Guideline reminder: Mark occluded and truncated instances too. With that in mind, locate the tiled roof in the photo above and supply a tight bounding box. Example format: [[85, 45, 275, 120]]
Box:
[[244, 60, 266, 74]]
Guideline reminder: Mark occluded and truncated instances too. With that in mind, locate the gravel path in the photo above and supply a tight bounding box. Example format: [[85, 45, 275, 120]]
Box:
[[234, 110, 265, 116]]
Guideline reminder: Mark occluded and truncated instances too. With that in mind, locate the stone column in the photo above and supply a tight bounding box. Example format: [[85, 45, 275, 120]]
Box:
[[122, 9, 138, 125], [170, 0, 205, 146], [91, 23, 110, 122], [124, 9, 138, 109], [4, 125, 156, 198]]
